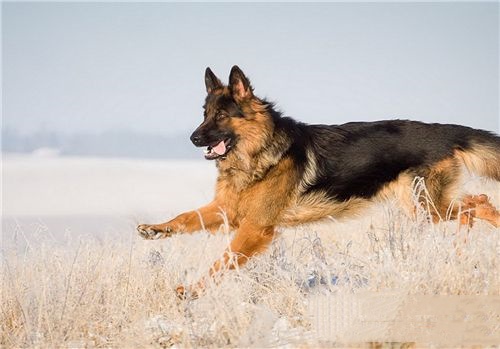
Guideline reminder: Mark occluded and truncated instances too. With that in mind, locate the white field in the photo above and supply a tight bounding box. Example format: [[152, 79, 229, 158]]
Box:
[[2, 154, 499, 348], [2, 154, 217, 217]]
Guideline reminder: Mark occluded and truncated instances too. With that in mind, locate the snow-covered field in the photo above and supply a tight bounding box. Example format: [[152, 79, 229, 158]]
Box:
[[2, 154, 216, 249], [3, 154, 217, 217], [2, 154, 499, 347]]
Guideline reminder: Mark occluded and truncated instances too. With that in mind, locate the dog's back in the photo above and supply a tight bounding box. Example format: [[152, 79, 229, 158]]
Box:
[[300, 120, 499, 199], [280, 119, 500, 225]]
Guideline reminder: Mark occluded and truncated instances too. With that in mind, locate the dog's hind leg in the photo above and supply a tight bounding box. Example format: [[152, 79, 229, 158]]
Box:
[[422, 157, 465, 223], [425, 188, 500, 228], [459, 194, 500, 227], [422, 158, 500, 227], [137, 201, 228, 239]]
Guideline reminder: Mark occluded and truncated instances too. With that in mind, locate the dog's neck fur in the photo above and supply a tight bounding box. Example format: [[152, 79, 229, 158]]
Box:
[[216, 101, 292, 191]]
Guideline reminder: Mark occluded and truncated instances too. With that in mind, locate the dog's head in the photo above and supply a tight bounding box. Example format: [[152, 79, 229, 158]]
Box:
[[190, 66, 273, 161]]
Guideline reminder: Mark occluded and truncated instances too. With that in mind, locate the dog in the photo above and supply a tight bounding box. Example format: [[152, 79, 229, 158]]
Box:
[[138, 65, 500, 297]]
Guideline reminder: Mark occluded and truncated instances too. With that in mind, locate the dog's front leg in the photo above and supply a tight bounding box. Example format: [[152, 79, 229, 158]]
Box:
[[176, 222, 275, 297], [137, 201, 227, 239]]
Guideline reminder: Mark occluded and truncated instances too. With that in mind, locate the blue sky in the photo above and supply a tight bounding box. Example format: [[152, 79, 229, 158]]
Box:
[[3, 2, 499, 138]]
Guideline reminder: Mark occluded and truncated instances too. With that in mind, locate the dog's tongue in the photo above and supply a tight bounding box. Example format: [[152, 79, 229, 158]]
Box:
[[213, 140, 226, 155]]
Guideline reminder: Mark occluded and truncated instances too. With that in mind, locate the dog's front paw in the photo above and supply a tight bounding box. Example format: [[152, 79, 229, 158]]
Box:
[[137, 224, 173, 240]]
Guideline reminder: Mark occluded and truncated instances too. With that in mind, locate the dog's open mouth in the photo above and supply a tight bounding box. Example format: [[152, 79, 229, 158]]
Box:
[[203, 139, 232, 160]]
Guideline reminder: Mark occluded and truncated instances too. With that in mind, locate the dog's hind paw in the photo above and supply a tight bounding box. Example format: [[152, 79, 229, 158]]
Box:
[[459, 194, 500, 228], [175, 283, 203, 300], [137, 224, 173, 240], [175, 285, 187, 299]]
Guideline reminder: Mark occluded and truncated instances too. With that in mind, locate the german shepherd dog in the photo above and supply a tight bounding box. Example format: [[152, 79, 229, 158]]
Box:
[[138, 66, 500, 297]]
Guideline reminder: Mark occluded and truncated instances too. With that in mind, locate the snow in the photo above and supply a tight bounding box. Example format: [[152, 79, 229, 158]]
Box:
[[2, 154, 217, 217]]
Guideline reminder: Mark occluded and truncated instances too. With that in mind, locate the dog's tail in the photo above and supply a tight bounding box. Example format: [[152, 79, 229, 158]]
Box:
[[456, 130, 500, 181]]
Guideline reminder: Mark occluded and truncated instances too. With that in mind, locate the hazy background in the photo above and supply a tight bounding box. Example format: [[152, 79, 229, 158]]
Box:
[[3, 2, 499, 158]]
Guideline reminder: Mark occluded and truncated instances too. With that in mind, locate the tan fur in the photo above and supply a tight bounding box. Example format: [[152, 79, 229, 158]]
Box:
[[137, 201, 229, 237], [281, 191, 369, 226], [455, 143, 500, 181], [216, 101, 291, 188], [298, 148, 319, 193], [375, 171, 416, 216], [423, 157, 463, 221], [374, 155, 500, 226], [460, 194, 500, 227], [424, 148, 500, 225]]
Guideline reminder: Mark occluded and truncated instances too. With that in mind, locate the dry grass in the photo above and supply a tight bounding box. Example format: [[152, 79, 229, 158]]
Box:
[[2, 181, 499, 348]]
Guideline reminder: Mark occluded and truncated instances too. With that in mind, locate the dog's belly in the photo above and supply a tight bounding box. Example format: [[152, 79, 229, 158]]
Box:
[[279, 191, 370, 226], [280, 171, 417, 226]]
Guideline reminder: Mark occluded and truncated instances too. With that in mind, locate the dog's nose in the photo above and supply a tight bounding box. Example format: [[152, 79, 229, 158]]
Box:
[[190, 132, 203, 146]]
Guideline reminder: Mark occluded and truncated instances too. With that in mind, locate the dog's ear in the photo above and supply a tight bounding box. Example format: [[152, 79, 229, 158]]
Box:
[[229, 65, 253, 100], [205, 67, 223, 93]]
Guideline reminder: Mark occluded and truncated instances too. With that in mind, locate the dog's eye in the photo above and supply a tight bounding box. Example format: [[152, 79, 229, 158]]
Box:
[[216, 113, 227, 120]]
